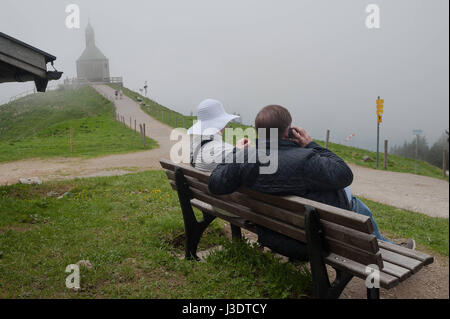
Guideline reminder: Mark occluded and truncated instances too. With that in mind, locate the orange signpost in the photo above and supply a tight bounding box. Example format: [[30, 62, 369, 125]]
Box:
[[377, 98, 384, 124], [376, 97, 384, 168]]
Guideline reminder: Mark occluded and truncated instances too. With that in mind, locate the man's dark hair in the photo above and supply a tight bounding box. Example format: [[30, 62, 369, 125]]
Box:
[[255, 105, 292, 139]]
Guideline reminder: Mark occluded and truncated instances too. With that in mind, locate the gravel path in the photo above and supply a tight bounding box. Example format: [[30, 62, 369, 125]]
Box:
[[349, 164, 449, 218]]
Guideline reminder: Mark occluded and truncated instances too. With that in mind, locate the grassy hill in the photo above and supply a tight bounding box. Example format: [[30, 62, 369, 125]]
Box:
[[112, 85, 447, 181], [0, 86, 157, 163]]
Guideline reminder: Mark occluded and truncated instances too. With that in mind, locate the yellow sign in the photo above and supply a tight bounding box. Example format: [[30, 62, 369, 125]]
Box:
[[376, 98, 384, 115], [378, 114, 383, 123]]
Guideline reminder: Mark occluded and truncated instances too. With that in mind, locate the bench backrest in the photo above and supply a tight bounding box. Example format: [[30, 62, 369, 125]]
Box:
[[160, 159, 383, 269]]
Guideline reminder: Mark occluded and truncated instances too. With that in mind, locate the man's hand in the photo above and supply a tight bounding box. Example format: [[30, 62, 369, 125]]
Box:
[[236, 137, 251, 149], [290, 126, 312, 147]]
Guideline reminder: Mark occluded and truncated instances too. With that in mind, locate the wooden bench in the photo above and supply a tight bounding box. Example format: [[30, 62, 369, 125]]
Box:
[[160, 159, 434, 299]]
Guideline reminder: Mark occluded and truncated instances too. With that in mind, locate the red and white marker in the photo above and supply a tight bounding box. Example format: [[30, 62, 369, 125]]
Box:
[[344, 133, 355, 143]]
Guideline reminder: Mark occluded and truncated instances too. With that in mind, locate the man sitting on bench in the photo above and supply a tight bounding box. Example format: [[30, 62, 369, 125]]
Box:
[[207, 104, 416, 252]]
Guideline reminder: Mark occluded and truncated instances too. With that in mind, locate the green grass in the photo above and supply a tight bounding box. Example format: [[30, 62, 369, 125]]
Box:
[[0, 170, 312, 298], [362, 197, 449, 256], [0, 86, 157, 163], [314, 140, 448, 181], [0, 170, 447, 298]]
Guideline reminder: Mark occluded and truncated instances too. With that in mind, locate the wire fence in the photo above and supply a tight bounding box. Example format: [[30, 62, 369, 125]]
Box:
[[7, 84, 61, 104]]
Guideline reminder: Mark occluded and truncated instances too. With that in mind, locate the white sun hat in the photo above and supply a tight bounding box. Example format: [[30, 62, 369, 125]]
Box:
[[187, 99, 240, 135]]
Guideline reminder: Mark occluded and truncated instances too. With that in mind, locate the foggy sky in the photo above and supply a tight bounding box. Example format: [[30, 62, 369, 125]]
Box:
[[0, 0, 448, 150]]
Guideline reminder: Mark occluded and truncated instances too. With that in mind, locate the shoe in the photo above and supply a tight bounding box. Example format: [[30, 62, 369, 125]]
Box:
[[400, 239, 416, 250]]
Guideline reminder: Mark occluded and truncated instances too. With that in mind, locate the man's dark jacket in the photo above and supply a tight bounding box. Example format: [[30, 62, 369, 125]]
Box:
[[208, 139, 353, 210], [207, 139, 354, 260]]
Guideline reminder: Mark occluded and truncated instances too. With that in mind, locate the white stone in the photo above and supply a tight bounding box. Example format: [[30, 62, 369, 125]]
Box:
[[19, 177, 42, 185]]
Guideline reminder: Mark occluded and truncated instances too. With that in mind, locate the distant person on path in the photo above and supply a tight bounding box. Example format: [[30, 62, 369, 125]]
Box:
[[114, 90, 118, 100], [207, 105, 416, 254]]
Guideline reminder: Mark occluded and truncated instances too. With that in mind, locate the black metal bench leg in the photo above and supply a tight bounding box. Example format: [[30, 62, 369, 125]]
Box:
[[174, 168, 215, 261], [231, 224, 242, 241], [330, 269, 353, 298], [305, 206, 353, 299], [367, 288, 380, 299]]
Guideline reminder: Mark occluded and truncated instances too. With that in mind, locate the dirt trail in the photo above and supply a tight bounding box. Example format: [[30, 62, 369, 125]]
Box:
[[0, 84, 448, 220], [349, 164, 449, 218]]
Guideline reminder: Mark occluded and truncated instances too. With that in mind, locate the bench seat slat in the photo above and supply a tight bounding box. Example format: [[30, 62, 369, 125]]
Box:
[[379, 248, 423, 273], [238, 187, 374, 234], [182, 173, 305, 228], [381, 261, 412, 281], [321, 220, 379, 254], [324, 253, 399, 289], [191, 188, 307, 242], [378, 241, 433, 266], [190, 199, 257, 233], [161, 159, 210, 183]]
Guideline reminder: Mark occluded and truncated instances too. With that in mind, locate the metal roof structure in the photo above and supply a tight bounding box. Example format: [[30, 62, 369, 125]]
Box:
[[0, 32, 63, 92]]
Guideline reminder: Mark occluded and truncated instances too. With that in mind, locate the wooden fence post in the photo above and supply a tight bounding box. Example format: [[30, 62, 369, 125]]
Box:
[[70, 127, 73, 153], [384, 140, 388, 170], [134, 119, 136, 132], [143, 123, 146, 148], [325, 129, 330, 149], [444, 150, 448, 178]]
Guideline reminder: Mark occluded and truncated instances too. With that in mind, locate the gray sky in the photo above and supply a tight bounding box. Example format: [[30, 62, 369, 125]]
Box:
[[1, 0, 448, 150]]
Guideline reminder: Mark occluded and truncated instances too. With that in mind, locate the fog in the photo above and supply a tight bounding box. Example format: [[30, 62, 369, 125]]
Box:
[[1, 0, 448, 150]]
